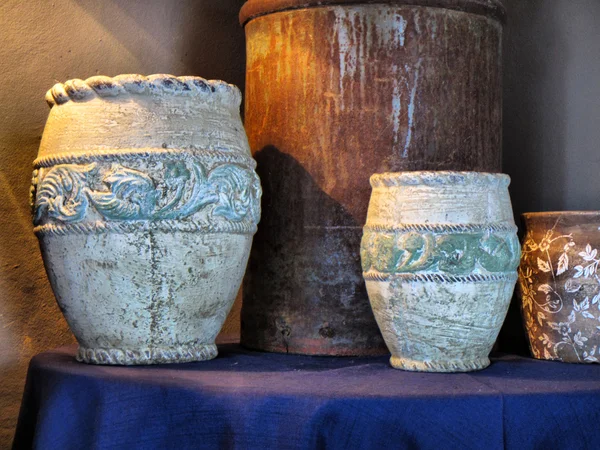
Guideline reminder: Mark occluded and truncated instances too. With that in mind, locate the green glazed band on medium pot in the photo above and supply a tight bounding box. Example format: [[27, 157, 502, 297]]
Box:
[[519, 211, 600, 364], [361, 171, 520, 372]]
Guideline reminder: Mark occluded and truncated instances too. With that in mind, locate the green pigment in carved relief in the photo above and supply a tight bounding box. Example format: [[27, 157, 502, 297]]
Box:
[[33, 161, 261, 225], [361, 230, 520, 275]]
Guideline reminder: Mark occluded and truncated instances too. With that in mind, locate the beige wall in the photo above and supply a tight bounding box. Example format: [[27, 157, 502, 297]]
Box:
[[1, 0, 599, 446], [0, 0, 245, 445], [499, 0, 600, 352]]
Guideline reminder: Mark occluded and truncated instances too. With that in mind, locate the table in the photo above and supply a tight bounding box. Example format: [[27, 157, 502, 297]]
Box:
[[13, 345, 600, 449]]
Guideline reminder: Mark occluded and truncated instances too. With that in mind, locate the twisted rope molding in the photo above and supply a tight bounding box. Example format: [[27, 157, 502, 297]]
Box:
[[33, 148, 256, 169], [34, 220, 258, 237], [364, 222, 517, 234], [370, 171, 510, 188], [390, 355, 490, 373], [363, 271, 518, 283], [77, 343, 218, 365], [46, 74, 241, 109]]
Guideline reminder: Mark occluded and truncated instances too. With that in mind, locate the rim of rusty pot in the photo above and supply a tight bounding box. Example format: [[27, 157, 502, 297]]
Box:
[[239, 0, 506, 26], [522, 211, 600, 220]]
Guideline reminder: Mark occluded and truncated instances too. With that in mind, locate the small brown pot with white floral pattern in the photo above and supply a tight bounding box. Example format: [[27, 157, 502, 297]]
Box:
[[519, 211, 600, 363]]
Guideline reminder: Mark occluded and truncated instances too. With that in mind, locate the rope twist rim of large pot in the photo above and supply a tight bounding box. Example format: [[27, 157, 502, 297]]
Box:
[[45, 74, 242, 109], [76, 343, 219, 365]]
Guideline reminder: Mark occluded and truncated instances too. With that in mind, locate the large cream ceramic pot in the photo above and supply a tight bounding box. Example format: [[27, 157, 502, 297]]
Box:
[[361, 172, 519, 372], [31, 74, 261, 365]]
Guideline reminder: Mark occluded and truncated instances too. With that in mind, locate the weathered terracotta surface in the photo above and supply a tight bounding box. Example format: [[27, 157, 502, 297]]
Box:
[[32, 74, 261, 365], [362, 172, 519, 372], [519, 212, 600, 364], [241, 0, 504, 355]]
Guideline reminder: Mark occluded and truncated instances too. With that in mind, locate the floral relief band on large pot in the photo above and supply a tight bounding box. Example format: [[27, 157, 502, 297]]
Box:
[[32, 74, 261, 365], [519, 212, 600, 364], [361, 171, 520, 372]]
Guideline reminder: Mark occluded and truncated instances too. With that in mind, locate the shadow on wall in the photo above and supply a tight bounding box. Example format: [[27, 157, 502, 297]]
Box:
[[242, 146, 384, 355], [71, 0, 246, 86], [498, 0, 567, 354], [503, 0, 567, 216]]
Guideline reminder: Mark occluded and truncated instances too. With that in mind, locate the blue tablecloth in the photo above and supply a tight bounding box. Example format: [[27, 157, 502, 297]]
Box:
[[13, 345, 600, 450]]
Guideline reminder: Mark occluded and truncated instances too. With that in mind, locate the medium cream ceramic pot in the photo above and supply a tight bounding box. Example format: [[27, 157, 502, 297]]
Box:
[[361, 172, 520, 372], [31, 74, 261, 365]]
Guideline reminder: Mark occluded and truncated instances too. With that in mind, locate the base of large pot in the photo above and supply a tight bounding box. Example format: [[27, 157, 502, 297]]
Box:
[[76, 343, 218, 365], [390, 355, 490, 373]]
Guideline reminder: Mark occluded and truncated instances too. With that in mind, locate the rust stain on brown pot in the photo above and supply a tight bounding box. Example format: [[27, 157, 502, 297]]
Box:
[[240, 0, 505, 355]]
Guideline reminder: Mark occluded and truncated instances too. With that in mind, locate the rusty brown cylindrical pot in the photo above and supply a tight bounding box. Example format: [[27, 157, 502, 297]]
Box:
[[519, 212, 600, 364], [240, 0, 506, 355]]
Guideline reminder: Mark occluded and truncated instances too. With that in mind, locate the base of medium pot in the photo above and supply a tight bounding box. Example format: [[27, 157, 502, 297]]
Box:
[[390, 355, 490, 373], [76, 343, 218, 365]]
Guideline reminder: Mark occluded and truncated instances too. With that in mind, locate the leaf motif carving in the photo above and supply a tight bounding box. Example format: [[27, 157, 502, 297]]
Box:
[[564, 278, 581, 293], [207, 164, 262, 222], [360, 231, 519, 275], [579, 244, 598, 261], [33, 161, 261, 225], [556, 253, 569, 275], [478, 234, 518, 272], [34, 163, 97, 224], [537, 311, 546, 326], [89, 166, 158, 220], [537, 258, 552, 273], [153, 161, 212, 220], [538, 284, 552, 294], [437, 234, 479, 275]]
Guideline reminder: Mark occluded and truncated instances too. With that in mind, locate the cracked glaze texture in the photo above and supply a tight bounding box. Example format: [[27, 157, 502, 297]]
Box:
[[241, 2, 503, 355], [32, 74, 261, 365], [361, 172, 519, 372]]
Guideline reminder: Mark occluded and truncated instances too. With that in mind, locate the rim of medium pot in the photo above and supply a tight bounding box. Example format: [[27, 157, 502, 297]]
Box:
[[369, 171, 510, 188], [44, 74, 242, 109], [239, 0, 506, 26]]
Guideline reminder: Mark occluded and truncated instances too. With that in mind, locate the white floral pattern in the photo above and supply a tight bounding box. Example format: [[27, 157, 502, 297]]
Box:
[[519, 230, 600, 363]]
